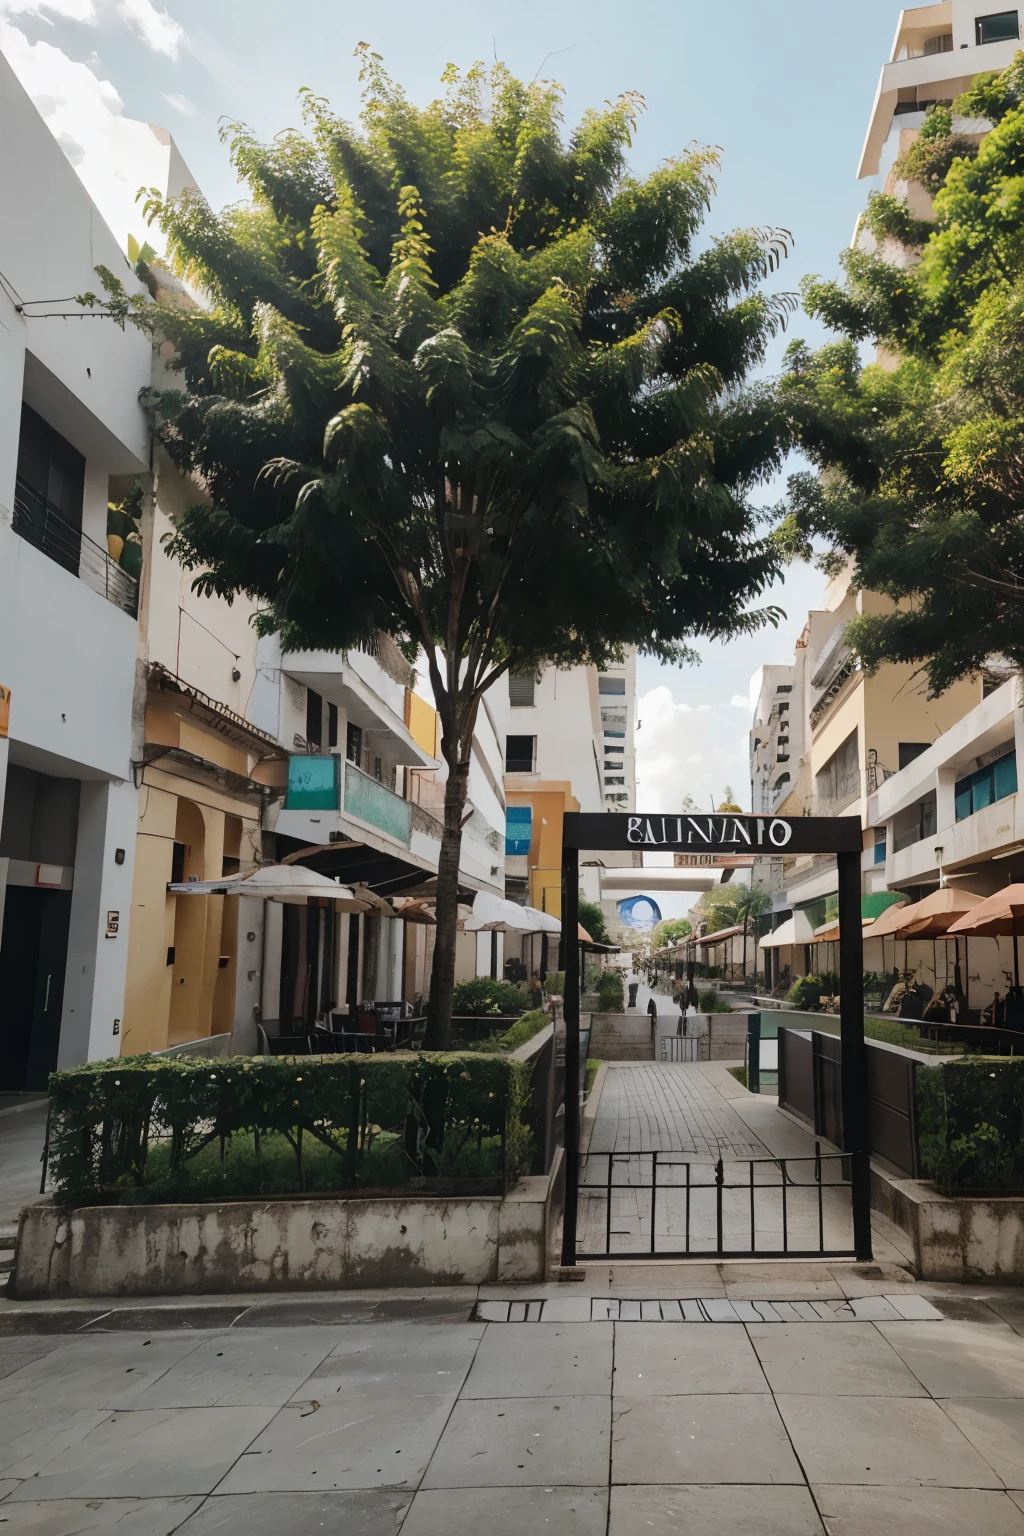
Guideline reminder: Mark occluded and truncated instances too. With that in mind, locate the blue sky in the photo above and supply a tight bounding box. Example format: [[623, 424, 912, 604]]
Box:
[[1, 0, 899, 809]]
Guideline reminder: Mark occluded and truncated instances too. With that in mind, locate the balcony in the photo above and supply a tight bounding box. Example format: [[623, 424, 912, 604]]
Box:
[[344, 759, 411, 845], [13, 476, 138, 617]]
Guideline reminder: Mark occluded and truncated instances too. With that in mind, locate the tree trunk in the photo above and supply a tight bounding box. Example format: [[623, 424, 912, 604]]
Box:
[[742, 921, 748, 983], [427, 747, 471, 1051]]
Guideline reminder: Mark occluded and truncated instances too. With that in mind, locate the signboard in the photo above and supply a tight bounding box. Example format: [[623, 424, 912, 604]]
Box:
[[564, 812, 862, 855], [617, 894, 662, 929], [286, 754, 340, 811], [505, 805, 533, 856]]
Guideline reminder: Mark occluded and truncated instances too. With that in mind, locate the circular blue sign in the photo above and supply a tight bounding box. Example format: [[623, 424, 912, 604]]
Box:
[[617, 895, 663, 931]]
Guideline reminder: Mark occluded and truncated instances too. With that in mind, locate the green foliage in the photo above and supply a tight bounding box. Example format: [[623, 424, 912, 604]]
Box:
[[470, 1009, 548, 1053], [698, 987, 733, 1013], [452, 978, 530, 1017], [788, 975, 823, 1011], [916, 1060, 1024, 1192], [597, 970, 625, 1010], [585, 1058, 601, 1095], [782, 55, 1024, 692], [578, 898, 610, 946], [47, 1051, 534, 1204], [653, 917, 692, 946]]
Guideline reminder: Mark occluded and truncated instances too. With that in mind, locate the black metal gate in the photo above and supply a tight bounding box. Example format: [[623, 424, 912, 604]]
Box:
[[559, 810, 874, 1266], [577, 1146, 856, 1260]]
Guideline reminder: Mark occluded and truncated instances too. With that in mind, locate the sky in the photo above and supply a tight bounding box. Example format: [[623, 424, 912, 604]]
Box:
[[0, 0, 899, 822]]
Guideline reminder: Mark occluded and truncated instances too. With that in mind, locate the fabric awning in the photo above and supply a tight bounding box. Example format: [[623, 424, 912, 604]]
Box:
[[894, 886, 983, 938], [696, 923, 744, 946], [167, 863, 359, 906], [948, 883, 1024, 937]]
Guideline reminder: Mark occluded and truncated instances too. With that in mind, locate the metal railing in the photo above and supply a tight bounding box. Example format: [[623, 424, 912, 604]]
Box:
[[343, 758, 411, 845], [12, 476, 138, 617], [578, 1147, 856, 1260]]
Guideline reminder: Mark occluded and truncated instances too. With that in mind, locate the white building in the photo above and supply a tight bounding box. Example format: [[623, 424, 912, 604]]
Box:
[[859, 1, 1021, 183], [750, 664, 802, 816], [0, 52, 162, 1090]]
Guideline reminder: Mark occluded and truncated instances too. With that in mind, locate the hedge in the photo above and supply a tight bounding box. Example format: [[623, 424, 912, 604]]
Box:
[[916, 1059, 1024, 1193], [47, 1052, 535, 1206], [452, 978, 531, 1017]]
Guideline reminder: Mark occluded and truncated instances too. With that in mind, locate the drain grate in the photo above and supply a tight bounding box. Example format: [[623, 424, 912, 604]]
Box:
[[475, 1294, 944, 1324]]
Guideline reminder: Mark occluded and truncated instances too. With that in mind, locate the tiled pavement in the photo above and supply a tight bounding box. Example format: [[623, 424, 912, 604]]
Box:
[[0, 1273, 1023, 1534]]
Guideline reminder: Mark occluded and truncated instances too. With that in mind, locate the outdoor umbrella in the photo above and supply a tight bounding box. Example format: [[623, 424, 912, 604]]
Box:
[[167, 863, 361, 905], [892, 886, 983, 938], [948, 883, 1024, 990]]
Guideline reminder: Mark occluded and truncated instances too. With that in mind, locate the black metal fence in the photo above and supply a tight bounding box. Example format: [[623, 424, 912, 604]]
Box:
[[779, 1026, 920, 1178], [577, 1147, 856, 1259]]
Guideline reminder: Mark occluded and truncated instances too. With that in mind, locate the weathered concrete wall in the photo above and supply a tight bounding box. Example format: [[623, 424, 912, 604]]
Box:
[[872, 1167, 1024, 1283], [13, 1177, 557, 1298], [588, 1013, 654, 1061]]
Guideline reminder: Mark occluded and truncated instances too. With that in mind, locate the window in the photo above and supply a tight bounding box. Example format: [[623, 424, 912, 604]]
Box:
[[874, 827, 887, 866], [604, 730, 625, 739], [977, 10, 1018, 44], [776, 684, 792, 694], [598, 677, 626, 694], [505, 735, 536, 773], [893, 793, 937, 852], [778, 702, 790, 714], [328, 702, 338, 750], [772, 772, 791, 794], [505, 806, 532, 855], [955, 750, 1018, 820], [923, 31, 953, 53], [509, 671, 536, 707], [14, 403, 86, 577], [605, 776, 625, 786], [815, 730, 860, 809], [346, 721, 362, 764], [898, 742, 929, 771], [605, 791, 628, 801], [306, 687, 324, 752]]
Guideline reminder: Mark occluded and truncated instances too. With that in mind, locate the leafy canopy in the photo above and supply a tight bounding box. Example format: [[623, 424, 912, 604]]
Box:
[[781, 59, 1024, 692], [122, 52, 794, 713], [578, 897, 610, 946]]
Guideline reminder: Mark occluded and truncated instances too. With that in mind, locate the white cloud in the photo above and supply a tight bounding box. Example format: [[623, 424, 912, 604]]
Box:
[[728, 694, 752, 709], [0, 0, 98, 22], [117, 0, 182, 57], [161, 88, 194, 115], [636, 684, 750, 815]]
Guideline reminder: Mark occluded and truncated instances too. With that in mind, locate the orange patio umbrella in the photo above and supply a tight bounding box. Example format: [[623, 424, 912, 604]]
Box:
[[948, 883, 1024, 989], [893, 887, 983, 938]]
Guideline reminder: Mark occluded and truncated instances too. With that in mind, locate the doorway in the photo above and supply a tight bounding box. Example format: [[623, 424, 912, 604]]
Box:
[[0, 887, 72, 1090]]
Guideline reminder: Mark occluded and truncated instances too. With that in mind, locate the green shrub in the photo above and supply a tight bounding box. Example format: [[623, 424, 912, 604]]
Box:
[[597, 970, 625, 1011], [471, 1010, 548, 1054], [46, 1052, 534, 1205], [452, 978, 530, 1017], [916, 1059, 1024, 1192], [698, 988, 733, 1014], [788, 975, 823, 1011]]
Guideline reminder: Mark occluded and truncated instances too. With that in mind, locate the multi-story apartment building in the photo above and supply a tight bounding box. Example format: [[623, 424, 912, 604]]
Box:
[[503, 654, 637, 921], [859, 1, 1021, 185], [750, 664, 803, 816], [0, 58, 511, 1073], [0, 52, 153, 1090]]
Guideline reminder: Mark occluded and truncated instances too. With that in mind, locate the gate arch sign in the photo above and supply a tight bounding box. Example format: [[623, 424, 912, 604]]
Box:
[[559, 812, 871, 1264]]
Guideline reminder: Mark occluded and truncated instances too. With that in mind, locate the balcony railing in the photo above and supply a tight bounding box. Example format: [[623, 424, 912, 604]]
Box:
[[12, 476, 138, 617], [344, 759, 411, 845]]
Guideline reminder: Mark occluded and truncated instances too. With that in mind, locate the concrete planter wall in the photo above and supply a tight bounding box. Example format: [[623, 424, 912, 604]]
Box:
[[12, 1151, 564, 1299], [872, 1166, 1024, 1283]]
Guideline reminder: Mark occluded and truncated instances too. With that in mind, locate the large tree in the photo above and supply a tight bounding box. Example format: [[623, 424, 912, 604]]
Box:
[[780, 59, 1024, 693], [105, 54, 794, 1044]]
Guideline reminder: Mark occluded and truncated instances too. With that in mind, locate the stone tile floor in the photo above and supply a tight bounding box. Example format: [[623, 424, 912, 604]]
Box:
[[0, 1269, 1023, 1534]]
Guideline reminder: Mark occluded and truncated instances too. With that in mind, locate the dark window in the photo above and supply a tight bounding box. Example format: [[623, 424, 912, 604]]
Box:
[[894, 792, 938, 852], [221, 855, 240, 877], [923, 31, 953, 52], [604, 730, 625, 739], [328, 702, 338, 749], [505, 735, 536, 773], [874, 828, 887, 865], [776, 684, 793, 693], [976, 10, 1019, 43], [815, 730, 860, 808], [598, 677, 626, 694], [16, 404, 85, 529], [509, 672, 536, 707], [171, 841, 185, 884], [346, 721, 362, 764], [898, 742, 930, 770], [778, 702, 790, 714], [604, 744, 624, 755], [305, 687, 323, 752], [955, 750, 1018, 820]]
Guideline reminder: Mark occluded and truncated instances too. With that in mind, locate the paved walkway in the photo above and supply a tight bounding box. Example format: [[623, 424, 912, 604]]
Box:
[[0, 1101, 47, 1235], [0, 1277, 1022, 1534]]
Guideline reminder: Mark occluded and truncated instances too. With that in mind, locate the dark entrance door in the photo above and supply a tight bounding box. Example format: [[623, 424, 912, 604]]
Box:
[[0, 887, 72, 1091]]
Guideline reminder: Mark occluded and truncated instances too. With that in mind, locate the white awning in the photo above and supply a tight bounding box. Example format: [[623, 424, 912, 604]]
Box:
[[759, 916, 796, 950], [462, 892, 560, 934], [167, 863, 358, 906]]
